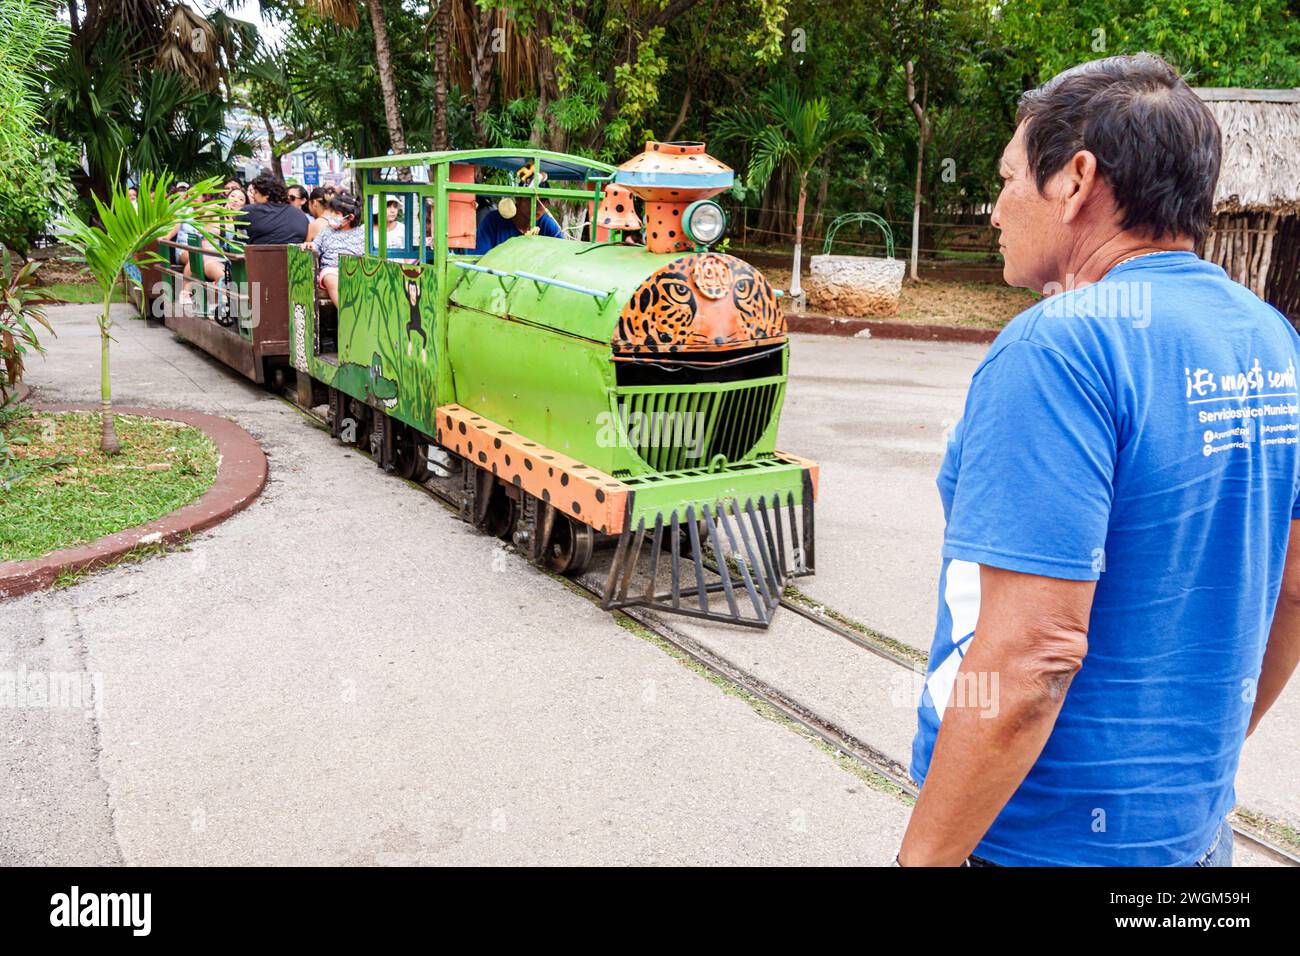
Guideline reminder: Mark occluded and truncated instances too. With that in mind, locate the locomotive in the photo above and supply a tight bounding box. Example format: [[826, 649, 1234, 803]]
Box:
[[146, 142, 818, 627]]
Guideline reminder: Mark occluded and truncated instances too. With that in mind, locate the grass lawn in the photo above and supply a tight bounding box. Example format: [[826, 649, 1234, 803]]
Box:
[[0, 409, 218, 563], [39, 281, 129, 304]]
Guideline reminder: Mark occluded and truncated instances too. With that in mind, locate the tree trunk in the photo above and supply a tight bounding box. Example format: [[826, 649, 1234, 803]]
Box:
[[531, 9, 554, 148], [366, 0, 411, 181], [665, 85, 692, 141], [99, 300, 119, 455], [809, 166, 829, 241], [790, 174, 807, 310], [911, 140, 923, 280], [468, 6, 500, 146], [431, 0, 450, 150], [905, 62, 929, 282], [262, 114, 285, 182]]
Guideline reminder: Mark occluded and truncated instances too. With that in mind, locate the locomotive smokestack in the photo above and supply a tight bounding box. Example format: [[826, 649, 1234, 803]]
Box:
[[612, 142, 733, 254]]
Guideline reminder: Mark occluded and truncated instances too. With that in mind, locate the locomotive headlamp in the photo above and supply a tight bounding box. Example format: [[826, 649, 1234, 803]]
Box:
[[683, 200, 727, 247]]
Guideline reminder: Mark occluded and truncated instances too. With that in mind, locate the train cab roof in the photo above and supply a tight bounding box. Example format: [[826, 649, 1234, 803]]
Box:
[[348, 149, 616, 183]]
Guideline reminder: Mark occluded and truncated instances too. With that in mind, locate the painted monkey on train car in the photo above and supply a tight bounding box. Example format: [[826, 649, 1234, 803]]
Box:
[[405, 279, 426, 347]]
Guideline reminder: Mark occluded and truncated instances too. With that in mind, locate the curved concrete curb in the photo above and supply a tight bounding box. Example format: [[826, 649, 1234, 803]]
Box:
[[787, 311, 1000, 345], [0, 406, 268, 600], [2, 382, 32, 405]]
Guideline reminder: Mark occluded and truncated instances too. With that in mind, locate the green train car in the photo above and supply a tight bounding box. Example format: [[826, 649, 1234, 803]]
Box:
[[158, 143, 818, 627]]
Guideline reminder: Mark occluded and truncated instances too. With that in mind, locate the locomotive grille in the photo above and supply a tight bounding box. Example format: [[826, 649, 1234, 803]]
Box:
[[614, 376, 785, 473]]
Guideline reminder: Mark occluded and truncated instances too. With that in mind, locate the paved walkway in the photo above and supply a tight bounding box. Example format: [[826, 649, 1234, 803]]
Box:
[[1, 306, 908, 865]]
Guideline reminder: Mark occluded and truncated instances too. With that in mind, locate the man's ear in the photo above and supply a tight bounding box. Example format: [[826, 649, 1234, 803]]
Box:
[[1059, 149, 1100, 225]]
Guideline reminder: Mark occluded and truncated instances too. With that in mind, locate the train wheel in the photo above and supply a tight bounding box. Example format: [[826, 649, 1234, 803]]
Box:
[[392, 424, 430, 482], [546, 517, 595, 576], [346, 398, 372, 450], [470, 466, 517, 540]]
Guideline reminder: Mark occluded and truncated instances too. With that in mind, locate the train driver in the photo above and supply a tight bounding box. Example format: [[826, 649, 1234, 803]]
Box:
[[471, 194, 564, 255]]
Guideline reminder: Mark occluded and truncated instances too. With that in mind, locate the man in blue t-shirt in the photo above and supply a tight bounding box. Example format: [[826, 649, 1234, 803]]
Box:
[[471, 195, 564, 255], [900, 53, 1300, 867]]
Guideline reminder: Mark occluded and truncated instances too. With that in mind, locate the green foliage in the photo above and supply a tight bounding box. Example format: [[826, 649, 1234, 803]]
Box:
[[0, 0, 69, 174], [59, 171, 234, 299], [46, 23, 252, 202], [999, 0, 1300, 88], [0, 133, 80, 254], [715, 80, 879, 195], [0, 0, 72, 249], [0, 247, 57, 391]]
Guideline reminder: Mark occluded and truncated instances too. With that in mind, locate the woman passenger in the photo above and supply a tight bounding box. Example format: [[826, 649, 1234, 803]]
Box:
[[305, 186, 331, 243], [186, 188, 246, 288], [304, 191, 365, 307]]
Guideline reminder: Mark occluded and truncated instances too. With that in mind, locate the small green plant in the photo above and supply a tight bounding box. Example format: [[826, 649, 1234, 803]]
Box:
[[0, 246, 56, 397], [58, 170, 232, 455]]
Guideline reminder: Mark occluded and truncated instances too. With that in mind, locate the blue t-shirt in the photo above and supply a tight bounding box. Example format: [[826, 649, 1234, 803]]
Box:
[[471, 208, 563, 255], [911, 251, 1300, 866]]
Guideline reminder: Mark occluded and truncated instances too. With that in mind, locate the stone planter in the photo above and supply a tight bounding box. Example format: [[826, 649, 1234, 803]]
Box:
[[806, 254, 905, 317]]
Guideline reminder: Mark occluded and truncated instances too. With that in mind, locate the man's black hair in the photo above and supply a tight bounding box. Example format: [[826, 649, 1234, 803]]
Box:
[[1016, 52, 1221, 242], [249, 173, 289, 205]]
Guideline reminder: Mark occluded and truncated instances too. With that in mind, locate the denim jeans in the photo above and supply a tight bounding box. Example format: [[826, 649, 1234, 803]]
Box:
[[965, 816, 1234, 866], [1193, 816, 1234, 867]]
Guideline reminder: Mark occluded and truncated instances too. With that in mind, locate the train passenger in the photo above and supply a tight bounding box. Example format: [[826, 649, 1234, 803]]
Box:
[[287, 185, 314, 226], [305, 187, 331, 243], [471, 195, 563, 256], [237, 173, 308, 246], [184, 188, 246, 289], [303, 191, 365, 307], [371, 198, 404, 251], [159, 181, 201, 288]]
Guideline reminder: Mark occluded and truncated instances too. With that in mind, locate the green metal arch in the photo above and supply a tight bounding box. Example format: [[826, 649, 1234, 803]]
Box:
[[822, 213, 895, 258]]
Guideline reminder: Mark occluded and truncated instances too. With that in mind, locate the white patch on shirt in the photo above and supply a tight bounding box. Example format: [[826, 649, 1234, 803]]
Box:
[[926, 645, 965, 719], [944, 558, 981, 644], [926, 559, 982, 720]]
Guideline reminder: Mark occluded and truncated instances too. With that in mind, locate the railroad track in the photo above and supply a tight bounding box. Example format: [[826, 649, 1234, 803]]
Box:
[[284, 394, 1300, 867]]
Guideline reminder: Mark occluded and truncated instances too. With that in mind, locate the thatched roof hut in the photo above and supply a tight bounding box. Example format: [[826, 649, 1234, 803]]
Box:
[[1194, 88, 1300, 323]]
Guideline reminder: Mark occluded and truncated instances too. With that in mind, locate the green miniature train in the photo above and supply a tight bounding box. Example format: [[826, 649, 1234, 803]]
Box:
[[149, 143, 818, 627]]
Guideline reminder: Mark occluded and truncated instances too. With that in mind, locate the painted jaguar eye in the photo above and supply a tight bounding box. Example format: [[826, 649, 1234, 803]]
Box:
[[663, 280, 693, 301]]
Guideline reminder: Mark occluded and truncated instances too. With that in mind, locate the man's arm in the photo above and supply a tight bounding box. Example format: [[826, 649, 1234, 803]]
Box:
[[1249, 518, 1300, 736], [898, 565, 1095, 866], [537, 212, 565, 239]]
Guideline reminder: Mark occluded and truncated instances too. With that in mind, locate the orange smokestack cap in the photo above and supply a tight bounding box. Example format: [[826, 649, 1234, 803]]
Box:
[[614, 141, 733, 253], [595, 183, 641, 231]]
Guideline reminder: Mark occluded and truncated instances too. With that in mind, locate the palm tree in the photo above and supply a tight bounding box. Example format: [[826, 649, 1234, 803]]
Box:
[[59, 171, 232, 454], [715, 82, 878, 309], [306, 0, 409, 166]]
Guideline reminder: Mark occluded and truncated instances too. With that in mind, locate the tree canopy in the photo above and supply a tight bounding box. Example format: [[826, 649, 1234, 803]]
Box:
[[7, 0, 1300, 252]]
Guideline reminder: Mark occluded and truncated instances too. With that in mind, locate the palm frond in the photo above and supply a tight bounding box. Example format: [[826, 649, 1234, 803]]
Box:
[[59, 172, 235, 296], [304, 0, 360, 30]]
